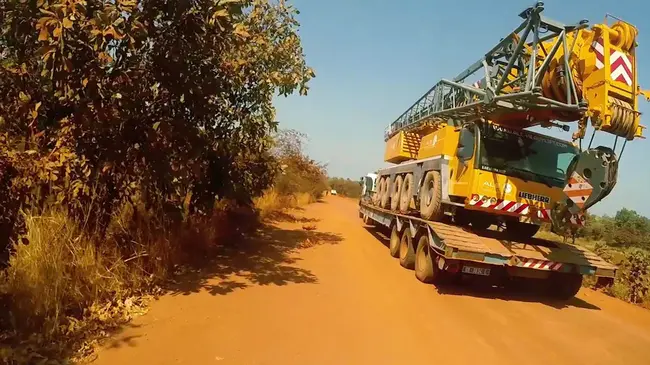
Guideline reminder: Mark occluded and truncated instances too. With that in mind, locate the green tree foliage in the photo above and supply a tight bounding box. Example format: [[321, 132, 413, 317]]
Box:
[[576, 208, 650, 249], [328, 177, 361, 198], [0, 0, 314, 245], [270, 129, 327, 199]]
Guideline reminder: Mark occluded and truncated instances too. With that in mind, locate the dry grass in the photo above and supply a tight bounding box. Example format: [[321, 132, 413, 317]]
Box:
[[254, 189, 315, 219], [0, 189, 317, 363]]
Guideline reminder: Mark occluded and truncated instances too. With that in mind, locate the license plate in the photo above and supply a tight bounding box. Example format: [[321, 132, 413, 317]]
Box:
[[461, 265, 491, 276]]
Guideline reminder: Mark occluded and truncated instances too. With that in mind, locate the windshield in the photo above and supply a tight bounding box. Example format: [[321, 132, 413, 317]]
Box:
[[477, 125, 578, 187]]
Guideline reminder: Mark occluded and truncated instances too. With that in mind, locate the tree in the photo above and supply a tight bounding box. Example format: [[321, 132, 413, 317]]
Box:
[[0, 0, 315, 241], [271, 129, 328, 198]]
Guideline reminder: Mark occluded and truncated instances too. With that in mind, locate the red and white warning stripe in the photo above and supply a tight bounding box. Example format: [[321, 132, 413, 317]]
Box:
[[563, 172, 593, 210], [518, 258, 563, 271], [592, 37, 633, 86], [468, 195, 551, 220]]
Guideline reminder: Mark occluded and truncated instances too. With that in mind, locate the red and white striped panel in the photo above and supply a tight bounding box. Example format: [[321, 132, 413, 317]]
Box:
[[468, 195, 551, 221], [592, 37, 633, 86], [563, 171, 593, 210], [518, 258, 563, 271]]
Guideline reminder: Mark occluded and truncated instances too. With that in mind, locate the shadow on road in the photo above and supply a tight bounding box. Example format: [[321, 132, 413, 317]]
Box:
[[362, 226, 601, 310], [435, 280, 601, 310], [266, 210, 320, 224], [166, 222, 342, 297]]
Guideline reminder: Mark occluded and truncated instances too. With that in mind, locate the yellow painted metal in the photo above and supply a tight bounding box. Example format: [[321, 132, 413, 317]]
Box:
[[417, 125, 458, 160], [536, 20, 643, 140], [384, 131, 421, 164], [465, 169, 566, 218]]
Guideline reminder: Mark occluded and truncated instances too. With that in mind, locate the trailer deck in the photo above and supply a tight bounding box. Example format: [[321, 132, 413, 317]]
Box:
[[359, 202, 617, 279]]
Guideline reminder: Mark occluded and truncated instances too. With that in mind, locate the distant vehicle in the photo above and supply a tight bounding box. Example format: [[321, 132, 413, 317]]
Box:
[[330, 189, 337, 195]]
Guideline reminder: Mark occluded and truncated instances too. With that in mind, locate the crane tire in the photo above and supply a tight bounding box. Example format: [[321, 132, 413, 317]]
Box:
[[390, 175, 403, 211], [399, 173, 414, 213], [380, 177, 390, 209], [419, 170, 444, 221]]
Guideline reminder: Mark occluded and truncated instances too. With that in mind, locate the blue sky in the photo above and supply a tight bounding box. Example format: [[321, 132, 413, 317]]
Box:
[[273, 0, 650, 217]]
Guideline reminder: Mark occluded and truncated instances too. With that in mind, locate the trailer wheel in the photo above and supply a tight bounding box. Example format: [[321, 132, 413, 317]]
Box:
[[389, 224, 400, 258], [399, 173, 413, 213], [548, 273, 583, 300], [390, 175, 403, 211], [380, 177, 390, 209], [415, 235, 439, 283], [399, 228, 416, 269], [419, 171, 444, 221]]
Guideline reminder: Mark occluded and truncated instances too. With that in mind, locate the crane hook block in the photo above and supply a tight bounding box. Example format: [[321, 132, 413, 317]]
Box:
[[563, 146, 618, 214]]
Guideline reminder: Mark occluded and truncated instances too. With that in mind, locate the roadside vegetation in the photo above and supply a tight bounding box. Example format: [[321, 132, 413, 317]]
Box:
[[0, 0, 326, 362], [537, 208, 650, 308]]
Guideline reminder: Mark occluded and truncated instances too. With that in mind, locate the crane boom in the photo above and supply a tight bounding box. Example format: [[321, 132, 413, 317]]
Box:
[[385, 2, 645, 144]]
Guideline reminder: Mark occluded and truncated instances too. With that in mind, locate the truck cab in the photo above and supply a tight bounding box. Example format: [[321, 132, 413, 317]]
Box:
[[448, 121, 581, 235]]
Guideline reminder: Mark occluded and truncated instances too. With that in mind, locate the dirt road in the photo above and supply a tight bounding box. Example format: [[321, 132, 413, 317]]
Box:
[[92, 197, 650, 365]]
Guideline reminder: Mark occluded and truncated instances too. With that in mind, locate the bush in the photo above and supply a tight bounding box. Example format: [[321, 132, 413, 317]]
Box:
[[0, 0, 321, 361], [270, 129, 328, 200], [328, 177, 362, 198]]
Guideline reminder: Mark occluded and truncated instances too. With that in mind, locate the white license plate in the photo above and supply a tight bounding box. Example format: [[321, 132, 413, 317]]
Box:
[[461, 265, 491, 276]]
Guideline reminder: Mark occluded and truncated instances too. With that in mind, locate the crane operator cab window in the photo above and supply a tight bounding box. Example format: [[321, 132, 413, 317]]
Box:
[[456, 124, 476, 162], [477, 124, 578, 188]]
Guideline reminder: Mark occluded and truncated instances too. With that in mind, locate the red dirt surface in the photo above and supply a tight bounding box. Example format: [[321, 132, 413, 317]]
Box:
[[91, 196, 650, 365]]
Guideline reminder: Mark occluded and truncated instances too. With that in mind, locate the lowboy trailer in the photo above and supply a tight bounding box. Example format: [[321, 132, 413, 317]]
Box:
[[359, 201, 617, 300]]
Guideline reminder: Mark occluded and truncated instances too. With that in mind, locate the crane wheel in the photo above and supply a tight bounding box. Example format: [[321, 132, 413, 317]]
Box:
[[399, 227, 416, 269], [389, 224, 400, 258], [380, 177, 390, 209], [399, 173, 413, 213], [415, 235, 439, 283], [390, 175, 403, 211], [419, 171, 444, 221]]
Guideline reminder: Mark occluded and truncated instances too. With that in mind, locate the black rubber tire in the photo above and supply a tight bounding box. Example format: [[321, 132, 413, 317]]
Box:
[[380, 177, 390, 209], [389, 224, 400, 258], [506, 221, 540, 239], [390, 175, 403, 211], [399, 173, 413, 213], [399, 228, 416, 269], [415, 235, 439, 283], [547, 273, 583, 300], [419, 171, 444, 221]]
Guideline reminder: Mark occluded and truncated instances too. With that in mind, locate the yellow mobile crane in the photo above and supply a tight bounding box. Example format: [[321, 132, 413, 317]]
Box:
[[358, 3, 647, 298], [370, 2, 646, 237]]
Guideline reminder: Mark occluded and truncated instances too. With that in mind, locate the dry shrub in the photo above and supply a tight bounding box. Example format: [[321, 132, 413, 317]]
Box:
[[0, 198, 257, 362], [1, 209, 171, 335], [254, 190, 315, 219]]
